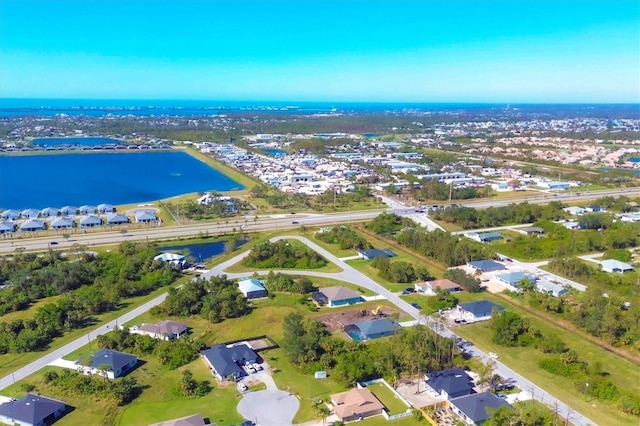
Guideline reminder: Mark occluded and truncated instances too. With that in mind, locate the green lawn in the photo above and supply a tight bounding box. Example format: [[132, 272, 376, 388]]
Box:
[[452, 291, 640, 426], [367, 381, 410, 415], [0, 294, 62, 323]]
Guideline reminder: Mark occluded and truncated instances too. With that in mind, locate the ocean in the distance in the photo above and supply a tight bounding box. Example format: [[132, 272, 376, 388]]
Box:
[[0, 151, 244, 210]]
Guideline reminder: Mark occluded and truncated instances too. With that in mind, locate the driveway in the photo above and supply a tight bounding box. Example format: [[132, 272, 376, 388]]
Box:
[[237, 389, 299, 426]]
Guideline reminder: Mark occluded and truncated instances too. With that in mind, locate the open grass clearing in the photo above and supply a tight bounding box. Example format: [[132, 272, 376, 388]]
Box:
[[0, 294, 62, 323], [366, 381, 410, 415], [452, 291, 640, 426]]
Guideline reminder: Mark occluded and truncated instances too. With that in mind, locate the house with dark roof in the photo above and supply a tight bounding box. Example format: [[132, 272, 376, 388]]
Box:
[[134, 211, 157, 223], [346, 318, 400, 341], [20, 219, 46, 232], [81, 349, 138, 379], [415, 279, 462, 295], [21, 209, 41, 219], [312, 286, 363, 307], [456, 300, 504, 321], [40, 207, 60, 218], [201, 343, 259, 381], [237, 278, 268, 299], [106, 213, 129, 225], [97, 203, 115, 214], [357, 248, 396, 261], [424, 368, 474, 400], [130, 320, 188, 341], [330, 388, 385, 422], [149, 414, 206, 426], [79, 215, 102, 228], [60, 206, 78, 216], [0, 393, 67, 426], [78, 205, 96, 215], [1, 209, 20, 221], [50, 217, 74, 230], [0, 221, 16, 234], [467, 260, 506, 273], [448, 391, 511, 425]]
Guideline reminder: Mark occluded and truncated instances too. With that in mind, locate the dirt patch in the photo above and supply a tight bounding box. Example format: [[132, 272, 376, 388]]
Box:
[[316, 306, 399, 331]]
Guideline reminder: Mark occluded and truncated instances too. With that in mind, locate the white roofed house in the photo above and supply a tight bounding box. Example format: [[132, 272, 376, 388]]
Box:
[[1, 209, 20, 220], [97, 203, 115, 214], [536, 280, 567, 297], [135, 211, 157, 223], [129, 320, 188, 340], [50, 216, 74, 230], [79, 215, 102, 228], [60, 205, 79, 216], [237, 278, 268, 299], [21, 208, 40, 219], [599, 259, 634, 274], [106, 213, 129, 225], [0, 221, 16, 234], [40, 207, 60, 217], [20, 218, 46, 232], [79, 205, 96, 215]]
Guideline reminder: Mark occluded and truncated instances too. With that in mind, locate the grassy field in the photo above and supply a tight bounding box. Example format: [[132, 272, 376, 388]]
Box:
[[0, 294, 62, 323], [452, 291, 640, 426], [367, 381, 410, 415]]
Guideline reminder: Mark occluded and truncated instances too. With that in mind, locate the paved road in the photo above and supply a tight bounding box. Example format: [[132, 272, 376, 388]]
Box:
[[0, 291, 169, 391]]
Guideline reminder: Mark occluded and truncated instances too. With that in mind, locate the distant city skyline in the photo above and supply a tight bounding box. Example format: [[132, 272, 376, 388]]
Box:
[[2, 0, 639, 102]]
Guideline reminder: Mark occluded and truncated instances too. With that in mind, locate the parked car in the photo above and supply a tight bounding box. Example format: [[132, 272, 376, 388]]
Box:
[[237, 382, 248, 392], [253, 363, 262, 371], [411, 303, 421, 309], [488, 352, 499, 359], [292, 221, 299, 224], [246, 365, 256, 374]]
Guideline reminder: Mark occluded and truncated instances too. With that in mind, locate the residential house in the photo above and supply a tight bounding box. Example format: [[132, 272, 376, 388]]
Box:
[[0, 393, 67, 426], [134, 211, 157, 223], [50, 217, 74, 230], [149, 414, 206, 426], [40, 207, 60, 217], [330, 388, 385, 422], [448, 391, 511, 425], [312, 286, 363, 307], [97, 203, 115, 214], [563, 206, 586, 216], [81, 349, 138, 379], [154, 252, 187, 268], [585, 205, 606, 213], [0, 222, 16, 234], [79, 215, 102, 228], [201, 343, 259, 381], [129, 320, 188, 341], [60, 206, 78, 216], [495, 271, 536, 292], [562, 221, 581, 230], [357, 248, 396, 260], [346, 318, 400, 341], [21, 208, 40, 219], [415, 279, 462, 295], [20, 219, 46, 232], [456, 300, 504, 321], [467, 260, 506, 273], [599, 259, 634, 274], [237, 278, 268, 299], [0, 209, 20, 221], [424, 368, 474, 400], [78, 205, 96, 215], [466, 232, 503, 243], [105, 213, 129, 225], [620, 213, 640, 223], [517, 227, 545, 236], [536, 280, 567, 297]]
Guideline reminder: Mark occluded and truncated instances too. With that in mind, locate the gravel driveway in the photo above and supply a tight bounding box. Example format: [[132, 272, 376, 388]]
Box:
[[237, 389, 299, 426]]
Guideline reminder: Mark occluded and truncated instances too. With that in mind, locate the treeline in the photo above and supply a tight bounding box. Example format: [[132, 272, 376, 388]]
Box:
[[281, 313, 456, 386], [545, 258, 640, 349], [366, 212, 414, 234], [396, 228, 492, 267], [431, 202, 566, 229], [151, 275, 250, 323], [262, 272, 315, 294], [165, 197, 251, 220], [408, 179, 492, 202], [316, 225, 371, 250], [443, 269, 482, 293], [491, 310, 640, 417], [371, 257, 430, 283], [243, 240, 327, 269], [96, 328, 206, 370], [0, 243, 180, 353]]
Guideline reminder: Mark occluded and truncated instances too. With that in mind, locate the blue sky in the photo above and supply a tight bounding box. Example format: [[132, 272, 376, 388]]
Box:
[[2, 0, 639, 102]]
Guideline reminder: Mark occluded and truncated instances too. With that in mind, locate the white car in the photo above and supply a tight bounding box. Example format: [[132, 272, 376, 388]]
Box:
[[488, 352, 499, 359], [253, 363, 262, 371], [246, 365, 256, 374], [237, 382, 248, 392]]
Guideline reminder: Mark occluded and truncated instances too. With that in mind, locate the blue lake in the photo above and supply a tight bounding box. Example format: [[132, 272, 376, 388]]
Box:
[[160, 240, 245, 262], [0, 151, 244, 210], [630, 157, 640, 163], [31, 137, 124, 146]]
